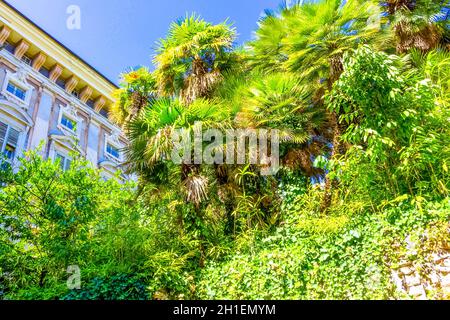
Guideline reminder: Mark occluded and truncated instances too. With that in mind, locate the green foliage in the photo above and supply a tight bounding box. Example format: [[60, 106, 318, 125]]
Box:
[[197, 195, 450, 299], [237, 72, 324, 144], [63, 274, 149, 300], [154, 14, 237, 103], [328, 46, 449, 198], [111, 67, 157, 125], [380, 0, 449, 53], [2, 0, 450, 300], [0, 151, 194, 300]]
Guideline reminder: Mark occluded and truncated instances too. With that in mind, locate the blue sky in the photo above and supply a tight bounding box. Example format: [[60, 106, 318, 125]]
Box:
[[7, 0, 282, 85]]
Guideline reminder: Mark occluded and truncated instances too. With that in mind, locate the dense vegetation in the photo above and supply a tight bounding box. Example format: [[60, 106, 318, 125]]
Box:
[[1, 0, 449, 300]]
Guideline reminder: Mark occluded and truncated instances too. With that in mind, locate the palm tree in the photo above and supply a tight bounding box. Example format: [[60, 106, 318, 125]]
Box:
[[282, 0, 380, 86], [126, 97, 230, 206], [126, 96, 231, 266], [111, 67, 157, 126], [236, 72, 327, 176], [250, 0, 379, 210], [282, 0, 380, 210], [154, 14, 237, 104], [381, 0, 450, 53], [247, 2, 295, 73]]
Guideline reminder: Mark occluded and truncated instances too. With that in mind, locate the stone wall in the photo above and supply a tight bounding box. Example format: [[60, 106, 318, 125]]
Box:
[[392, 250, 450, 299]]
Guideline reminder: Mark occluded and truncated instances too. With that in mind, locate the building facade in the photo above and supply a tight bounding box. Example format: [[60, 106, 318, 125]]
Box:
[[0, 1, 129, 180]]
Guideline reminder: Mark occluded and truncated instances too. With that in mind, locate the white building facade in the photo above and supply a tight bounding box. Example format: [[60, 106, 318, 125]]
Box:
[[0, 1, 130, 180]]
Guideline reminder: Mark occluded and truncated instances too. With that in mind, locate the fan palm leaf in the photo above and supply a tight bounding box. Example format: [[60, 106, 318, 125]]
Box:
[[154, 14, 237, 103], [111, 67, 157, 126]]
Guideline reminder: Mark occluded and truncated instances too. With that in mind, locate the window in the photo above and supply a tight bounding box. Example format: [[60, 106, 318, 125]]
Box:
[[6, 82, 26, 101], [86, 99, 95, 109], [100, 109, 109, 119], [60, 114, 76, 132], [2, 71, 33, 107], [72, 90, 80, 99], [21, 55, 32, 66], [39, 66, 50, 78], [55, 153, 71, 171], [106, 143, 120, 160], [0, 121, 20, 162], [4, 41, 15, 54], [56, 78, 66, 90]]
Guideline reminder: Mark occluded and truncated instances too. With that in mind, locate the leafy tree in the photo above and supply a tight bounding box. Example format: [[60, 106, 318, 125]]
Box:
[[327, 46, 449, 198], [409, 47, 450, 106]]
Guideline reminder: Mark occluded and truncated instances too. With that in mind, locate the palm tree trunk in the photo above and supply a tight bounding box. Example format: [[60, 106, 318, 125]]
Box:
[[395, 22, 440, 54], [321, 54, 343, 212], [125, 91, 147, 123], [387, 0, 441, 53], [321, 111, 341, 212]]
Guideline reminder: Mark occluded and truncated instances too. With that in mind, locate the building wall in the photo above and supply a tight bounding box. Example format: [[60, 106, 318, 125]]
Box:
[[0, 48, 128, 180], [30, 90, 51, 152], [0, 1, 134, 180]]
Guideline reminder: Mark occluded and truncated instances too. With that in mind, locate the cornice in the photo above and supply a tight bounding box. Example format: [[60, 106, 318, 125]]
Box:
[[0, 1, 117, 102], [0, 49, 125, 140]]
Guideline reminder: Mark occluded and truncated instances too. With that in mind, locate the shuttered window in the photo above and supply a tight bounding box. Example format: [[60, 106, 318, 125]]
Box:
[[0, 122, 7, 152], [0, 121, 21, 161], [55, 153, 71, 171]]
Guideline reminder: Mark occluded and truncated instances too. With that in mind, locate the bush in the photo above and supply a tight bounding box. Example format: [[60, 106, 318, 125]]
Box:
[[197, 194, 450, 299], [63, 274, 150, 300]]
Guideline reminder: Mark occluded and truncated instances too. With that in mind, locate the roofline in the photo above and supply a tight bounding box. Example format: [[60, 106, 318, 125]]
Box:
[[2, 0, 119, 89]]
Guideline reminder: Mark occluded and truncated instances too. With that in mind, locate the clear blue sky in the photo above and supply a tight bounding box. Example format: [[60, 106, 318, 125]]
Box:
[[7, 0, 282, 85]]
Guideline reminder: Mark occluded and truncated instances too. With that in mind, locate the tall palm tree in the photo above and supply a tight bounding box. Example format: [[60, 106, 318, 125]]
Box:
[[282, 0, 380, 86], [247, 2, 296, 73], [154, 14, 237, 104], [111, 67, 157, 126], [236, 72, 327, 176], [126, 96, 232, 266], [126, 97, 230, 206], [381, 0, 450, 53], [250, 0, 380, 210]]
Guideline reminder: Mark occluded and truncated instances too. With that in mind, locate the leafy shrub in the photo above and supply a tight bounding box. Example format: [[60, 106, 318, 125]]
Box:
[[197, 195, 450, 299], [63, 274, 149, 300]]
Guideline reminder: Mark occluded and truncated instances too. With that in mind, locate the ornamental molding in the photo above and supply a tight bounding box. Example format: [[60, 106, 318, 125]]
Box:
[[0, 50, 123, 138], [59, 103, 83, 122], [103, 129, 124, 164], [108, 129, 122, 146], [13, 66, 29, 83], [49, 133, 84, 156], [0, 98, 34, 128], [1, 68, 33, 108], [57, 103, 84, 140]]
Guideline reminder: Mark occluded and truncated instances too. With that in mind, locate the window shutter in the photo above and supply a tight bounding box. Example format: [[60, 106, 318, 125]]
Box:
[[56, 154, 65, 170], [0, 121, 7, 150], [7, 127, 20, 147], [65, 159, 71, 171]]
